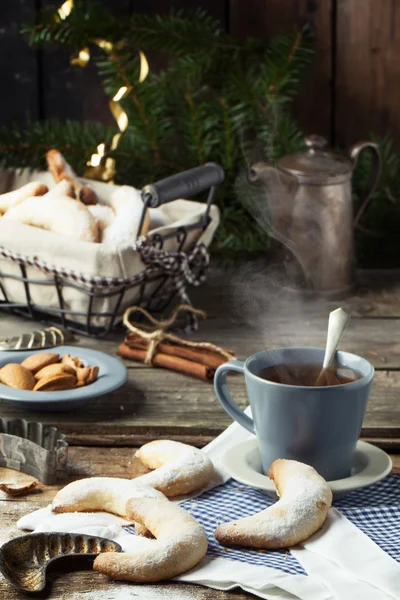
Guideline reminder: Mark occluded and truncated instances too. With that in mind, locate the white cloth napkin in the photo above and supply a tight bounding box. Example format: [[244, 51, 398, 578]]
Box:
[[293, 508, 400, 600], [16, 409, 400, 600]]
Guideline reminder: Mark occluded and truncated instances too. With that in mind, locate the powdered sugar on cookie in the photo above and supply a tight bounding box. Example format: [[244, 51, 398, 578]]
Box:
[[134, 440, 217, 497], [52, 477, 164, 517], [215, 459, 332, 549], [93, 495, 208, 582]]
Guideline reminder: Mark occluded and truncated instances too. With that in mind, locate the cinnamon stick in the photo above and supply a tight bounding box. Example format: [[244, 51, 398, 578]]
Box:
[[125, 333, 232, 369], [118, 343, 215, 382]]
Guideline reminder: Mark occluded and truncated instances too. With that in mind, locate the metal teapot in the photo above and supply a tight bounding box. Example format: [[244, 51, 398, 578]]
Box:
[[248, 135, 381, 296]]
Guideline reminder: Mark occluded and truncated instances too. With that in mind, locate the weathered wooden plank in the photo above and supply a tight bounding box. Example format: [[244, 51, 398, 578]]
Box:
[[2, 315, 400, 369], [0, 0, 38, 125], [190, 267, 400, 320], [2, 298, 400, 368], [0, 576, 254, 600], [1, 444, 398, 506], [0, 446, 150, 504], [65, 432, 216, 447], [1, 269, 400, 332], [361, 438, 400, 452], [229, 0, 332, 140], [1, 445, 399, 507], [335, 0, 400, 146], [0, 369, 398, 441], [64, 433, 400, 451]]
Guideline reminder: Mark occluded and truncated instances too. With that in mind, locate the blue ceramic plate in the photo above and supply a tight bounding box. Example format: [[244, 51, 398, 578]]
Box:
[[0, 345, 127, 411]]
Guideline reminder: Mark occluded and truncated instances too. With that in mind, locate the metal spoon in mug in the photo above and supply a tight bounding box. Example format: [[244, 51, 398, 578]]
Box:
[[315, 307, 351, 386]]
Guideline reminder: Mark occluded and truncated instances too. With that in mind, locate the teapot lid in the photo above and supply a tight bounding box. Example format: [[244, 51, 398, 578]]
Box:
[[278, 135, 353, 184]]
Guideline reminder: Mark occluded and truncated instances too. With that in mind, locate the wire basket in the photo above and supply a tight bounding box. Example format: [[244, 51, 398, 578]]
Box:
[[0, 163, 224, 337]]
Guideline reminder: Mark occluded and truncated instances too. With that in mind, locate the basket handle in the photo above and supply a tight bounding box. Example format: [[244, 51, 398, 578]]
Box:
[[141, 163, 224, 208]]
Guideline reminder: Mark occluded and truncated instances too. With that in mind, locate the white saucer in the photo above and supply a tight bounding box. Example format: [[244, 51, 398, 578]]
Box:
[[220, 439, 392, 499]]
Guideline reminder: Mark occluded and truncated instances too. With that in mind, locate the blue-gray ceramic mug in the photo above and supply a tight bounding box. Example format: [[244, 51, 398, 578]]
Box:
[[214, 348, 374, 480]]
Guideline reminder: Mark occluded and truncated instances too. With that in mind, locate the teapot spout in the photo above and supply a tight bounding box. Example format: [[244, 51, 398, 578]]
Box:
[[248, 161, 278, 183]]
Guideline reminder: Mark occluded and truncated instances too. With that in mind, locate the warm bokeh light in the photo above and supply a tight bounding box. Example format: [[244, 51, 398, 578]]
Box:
[[113, 86, 129, 102], [139, 51, 149, 83], [58, 0, 73, 20]]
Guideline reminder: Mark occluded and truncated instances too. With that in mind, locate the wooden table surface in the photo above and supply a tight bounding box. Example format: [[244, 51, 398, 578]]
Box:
[[0, 268, 399, 599]]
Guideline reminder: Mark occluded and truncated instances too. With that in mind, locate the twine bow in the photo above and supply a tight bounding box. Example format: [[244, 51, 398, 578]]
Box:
[[123, 304, 235, 366], [135, 237, 210, 331]]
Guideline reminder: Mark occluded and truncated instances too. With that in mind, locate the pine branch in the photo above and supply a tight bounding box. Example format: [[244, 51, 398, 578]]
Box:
[[220, 97, 235, 170], [0, 121, 115, 173], [125, 8, 231, 55], [22, 1, 120, 50], [23, 3, 247, 58], [184, 90, 205, 164], [264, 25, 314, 101]]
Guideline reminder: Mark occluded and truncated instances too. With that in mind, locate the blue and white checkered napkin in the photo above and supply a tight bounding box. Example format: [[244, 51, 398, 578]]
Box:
[[180, 474, 400, 576]]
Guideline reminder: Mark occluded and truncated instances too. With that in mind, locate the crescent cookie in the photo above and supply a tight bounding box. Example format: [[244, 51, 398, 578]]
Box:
[[134, 440, 217, 497], [44, 179, 75, 200], [4, 194, 99, 242], [93, 492, 208, 582], [52, 477, 164, 518], [46, 148, 77, 183], [101, 185, 150, 245], [0, 181, 48, 214], [46, 149, 98, 205], [87, 204, 115, 236], [215, 459, 332, 549]]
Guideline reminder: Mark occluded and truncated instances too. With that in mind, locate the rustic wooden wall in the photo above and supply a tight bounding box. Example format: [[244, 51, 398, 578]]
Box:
[[335, 0, 400, 146], [1, 0, 399, 147]]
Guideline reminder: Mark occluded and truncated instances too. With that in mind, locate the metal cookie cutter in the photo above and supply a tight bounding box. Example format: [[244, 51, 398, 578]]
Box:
[[0, 326, 75, 351], [0, 419, 68, 485], [0, 533, 122, 593]]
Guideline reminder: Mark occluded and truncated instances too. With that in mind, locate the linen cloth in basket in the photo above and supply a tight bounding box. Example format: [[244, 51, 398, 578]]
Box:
[[0, 169, 219, 326]]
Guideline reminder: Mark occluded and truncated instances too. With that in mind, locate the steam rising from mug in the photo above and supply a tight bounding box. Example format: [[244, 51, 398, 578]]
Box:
[[236, 164, 335, 292], [231, 262, 315, 352]]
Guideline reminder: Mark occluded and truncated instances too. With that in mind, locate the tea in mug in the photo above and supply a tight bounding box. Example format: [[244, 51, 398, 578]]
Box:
[[258, 363, 362, 387]]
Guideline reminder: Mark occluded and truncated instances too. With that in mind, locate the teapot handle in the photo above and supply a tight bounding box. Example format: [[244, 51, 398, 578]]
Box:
[[350, 142, 381, 226]]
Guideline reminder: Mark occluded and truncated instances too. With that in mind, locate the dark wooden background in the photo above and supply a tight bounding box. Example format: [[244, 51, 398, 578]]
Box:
[[2, 0, 400, 147]]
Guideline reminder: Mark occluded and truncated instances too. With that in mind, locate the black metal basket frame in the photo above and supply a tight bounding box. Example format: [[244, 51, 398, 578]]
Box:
[[0, 163, 224, 337]]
